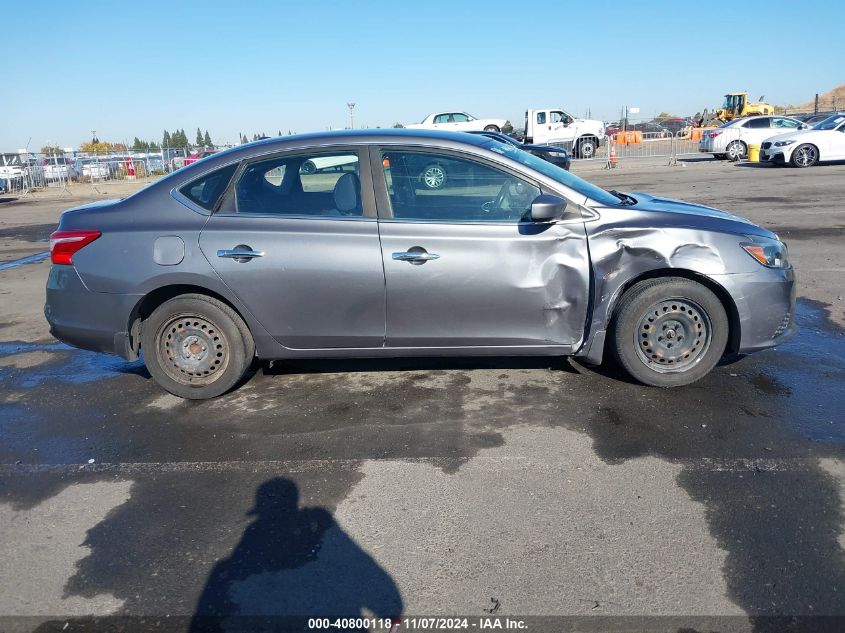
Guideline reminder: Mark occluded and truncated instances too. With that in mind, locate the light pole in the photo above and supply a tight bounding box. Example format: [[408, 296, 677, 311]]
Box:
[[347, 102, 356, 130]]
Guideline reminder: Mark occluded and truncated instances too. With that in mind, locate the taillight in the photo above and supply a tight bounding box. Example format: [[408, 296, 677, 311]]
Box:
[[49, 230, 101, 265]]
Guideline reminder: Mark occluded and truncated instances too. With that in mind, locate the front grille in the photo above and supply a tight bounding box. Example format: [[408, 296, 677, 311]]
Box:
[[762, 142, 772, 150], [774, 312, 791, 337]]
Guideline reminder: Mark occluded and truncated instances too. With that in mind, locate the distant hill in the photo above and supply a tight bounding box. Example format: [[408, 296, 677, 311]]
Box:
[[792, 84, 845, 112]]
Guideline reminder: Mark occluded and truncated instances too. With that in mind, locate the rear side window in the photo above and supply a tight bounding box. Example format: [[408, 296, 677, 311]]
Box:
[[180, 163, 238, 211], [233, 151, 361, 217], [743, 118, 771, 129]]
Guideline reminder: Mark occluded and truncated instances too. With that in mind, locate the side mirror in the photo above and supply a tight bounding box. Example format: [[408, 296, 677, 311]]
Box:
[[530, 194, 567, 222]]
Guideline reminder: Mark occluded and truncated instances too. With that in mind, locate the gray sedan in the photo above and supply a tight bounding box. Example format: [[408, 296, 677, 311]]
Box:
[[45, 130, 796, 398]]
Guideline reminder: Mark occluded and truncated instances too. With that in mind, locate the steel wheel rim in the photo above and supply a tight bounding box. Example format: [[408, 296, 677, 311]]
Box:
[[634, 298, 712, 373], [423, 166, 445, 188], [582, 142, 595, 158], [157, 314, 229, 385], [796, 146, 815, 166]]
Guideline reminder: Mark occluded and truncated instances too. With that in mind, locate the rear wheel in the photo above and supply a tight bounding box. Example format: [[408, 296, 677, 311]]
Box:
[[141, 294, 255, 399], [790, 144, 818, 168], [610, 278, 728, 387], [726, 140, 746, 161], [576, 137, 597, 159], [420, 163, 447, 189], [484, 125, 500, 132]]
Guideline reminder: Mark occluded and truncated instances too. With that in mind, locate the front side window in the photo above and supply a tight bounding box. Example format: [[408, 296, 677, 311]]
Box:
[[180, 163, 238, 211], [381, 151, 540, 223], [550, 111, 564, 124], [773, 118, 800, 129], [452, 113, 469, 123], [233, 151, 361, 217]]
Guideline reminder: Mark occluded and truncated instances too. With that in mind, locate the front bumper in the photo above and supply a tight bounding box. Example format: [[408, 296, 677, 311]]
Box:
[[760, 147, 788, 164], [711, 266, 797, 354], [45, 265, 142, 359]]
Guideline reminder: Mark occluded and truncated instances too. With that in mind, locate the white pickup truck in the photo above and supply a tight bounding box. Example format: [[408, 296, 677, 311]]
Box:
[[524, 108, 605, 159]]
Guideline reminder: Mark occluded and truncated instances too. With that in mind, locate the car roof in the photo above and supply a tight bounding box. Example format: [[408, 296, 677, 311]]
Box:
[[204, 129, 491, 162]]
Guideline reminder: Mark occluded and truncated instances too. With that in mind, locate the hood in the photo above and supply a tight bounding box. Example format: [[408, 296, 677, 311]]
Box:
[[628, 192, 776, 239], [764, 129, 827, 144], [524, 143, 569, 153]]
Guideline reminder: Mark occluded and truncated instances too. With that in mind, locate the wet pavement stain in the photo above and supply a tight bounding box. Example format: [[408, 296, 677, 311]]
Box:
[[0, 252, 49, 271], [0, 300, 843, 628]]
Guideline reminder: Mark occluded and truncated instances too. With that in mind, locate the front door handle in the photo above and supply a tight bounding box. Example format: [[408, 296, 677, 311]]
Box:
[[392, 247, 440, 265], [217, 246, 264, 263]]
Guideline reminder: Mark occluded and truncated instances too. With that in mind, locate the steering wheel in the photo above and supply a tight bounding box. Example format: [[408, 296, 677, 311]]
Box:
[[482, 178, 520, 220]]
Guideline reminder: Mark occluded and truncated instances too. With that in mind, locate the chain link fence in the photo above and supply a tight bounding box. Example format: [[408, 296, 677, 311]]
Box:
[[0, 147, 229, 199]]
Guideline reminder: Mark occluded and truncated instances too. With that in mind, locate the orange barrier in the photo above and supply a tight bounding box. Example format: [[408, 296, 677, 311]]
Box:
[[690, 128, 703, 141], [615, 131, 629, 145], [629, 131, 643, 144]]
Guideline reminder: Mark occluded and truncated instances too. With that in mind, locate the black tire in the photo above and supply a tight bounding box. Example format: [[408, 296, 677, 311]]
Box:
[[790, 144, 819, 168], [141, 294, 255, 399], [609, 277, 729, 387], [713, 153, 727, 160], [576, 137, 597, 159], [725, 140, 746, 161], [299, 160, 317, 175], [419, 163, 447, 189], [484, 125, 500, 132]]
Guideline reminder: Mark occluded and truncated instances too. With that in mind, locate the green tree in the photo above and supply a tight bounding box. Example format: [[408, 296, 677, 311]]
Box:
[[41, 145, 63, 154], [163, 130, 172, 148], [196, 128, 204, 147], [393, 122, 405, 128], [204, 130, 212, 148], [132, 137, 146, 151]]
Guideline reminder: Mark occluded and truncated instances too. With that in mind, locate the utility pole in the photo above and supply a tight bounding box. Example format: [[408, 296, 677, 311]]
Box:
[[347, 102, 356, 129]]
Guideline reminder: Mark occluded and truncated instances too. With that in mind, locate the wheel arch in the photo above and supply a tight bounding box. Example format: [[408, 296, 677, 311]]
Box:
[[126, 283, 254, 360], [603, 268, 741, 360]]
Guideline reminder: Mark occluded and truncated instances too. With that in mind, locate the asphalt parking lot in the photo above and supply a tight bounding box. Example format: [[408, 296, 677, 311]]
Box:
[[1, 158, 844, 632]]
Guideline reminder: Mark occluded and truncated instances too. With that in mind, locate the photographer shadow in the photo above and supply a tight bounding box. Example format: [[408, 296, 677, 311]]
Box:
[[190, 478, 402, 632]]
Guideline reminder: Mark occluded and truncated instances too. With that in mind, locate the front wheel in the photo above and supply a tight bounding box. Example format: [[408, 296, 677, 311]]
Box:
[[610, 278, 728, 387], [141, 294, 255, 399], [790, 144, 818, 168]]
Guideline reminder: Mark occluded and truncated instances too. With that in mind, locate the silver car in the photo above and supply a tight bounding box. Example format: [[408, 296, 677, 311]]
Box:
[[45, 130, 796, 399]]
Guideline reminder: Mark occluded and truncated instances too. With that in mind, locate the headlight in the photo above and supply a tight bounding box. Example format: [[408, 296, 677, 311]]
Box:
[[740, 236, 790, 269], [548, 151, 567, 158], [773, 140, 795, 147]]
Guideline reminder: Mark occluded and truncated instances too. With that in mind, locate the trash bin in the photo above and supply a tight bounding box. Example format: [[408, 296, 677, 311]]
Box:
[[748, 143, 761, 163]]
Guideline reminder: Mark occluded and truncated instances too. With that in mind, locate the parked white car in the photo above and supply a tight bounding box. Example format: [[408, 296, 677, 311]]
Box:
[[761, 113, 845, 167], [75, 158, 112, 180], [699, 116, 808, 160], [41, 156, 78, 182], [407, 112, 513, 134]]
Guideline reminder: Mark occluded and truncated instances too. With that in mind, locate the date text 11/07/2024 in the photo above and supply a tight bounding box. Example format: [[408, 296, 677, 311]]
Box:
[[307, 617, 528, 630]]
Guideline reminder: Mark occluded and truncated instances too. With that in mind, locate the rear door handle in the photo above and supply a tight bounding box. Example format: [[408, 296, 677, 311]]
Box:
[[217, 248, 264, 262]]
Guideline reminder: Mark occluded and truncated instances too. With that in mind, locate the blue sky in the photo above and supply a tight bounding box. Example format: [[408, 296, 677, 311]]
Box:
[[3, 0, 841, 149]]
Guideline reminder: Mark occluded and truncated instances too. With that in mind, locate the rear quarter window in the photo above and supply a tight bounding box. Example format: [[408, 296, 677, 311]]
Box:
[[179, 163, 238, 211]]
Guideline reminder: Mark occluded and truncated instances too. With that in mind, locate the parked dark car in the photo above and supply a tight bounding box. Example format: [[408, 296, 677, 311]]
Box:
[[46, 129, 796, 399], [468, 130, 571, 170]]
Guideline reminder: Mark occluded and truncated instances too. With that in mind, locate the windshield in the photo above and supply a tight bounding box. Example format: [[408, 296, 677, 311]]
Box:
[[483, 140, 620, 206], [814, 114, 845, 130]]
